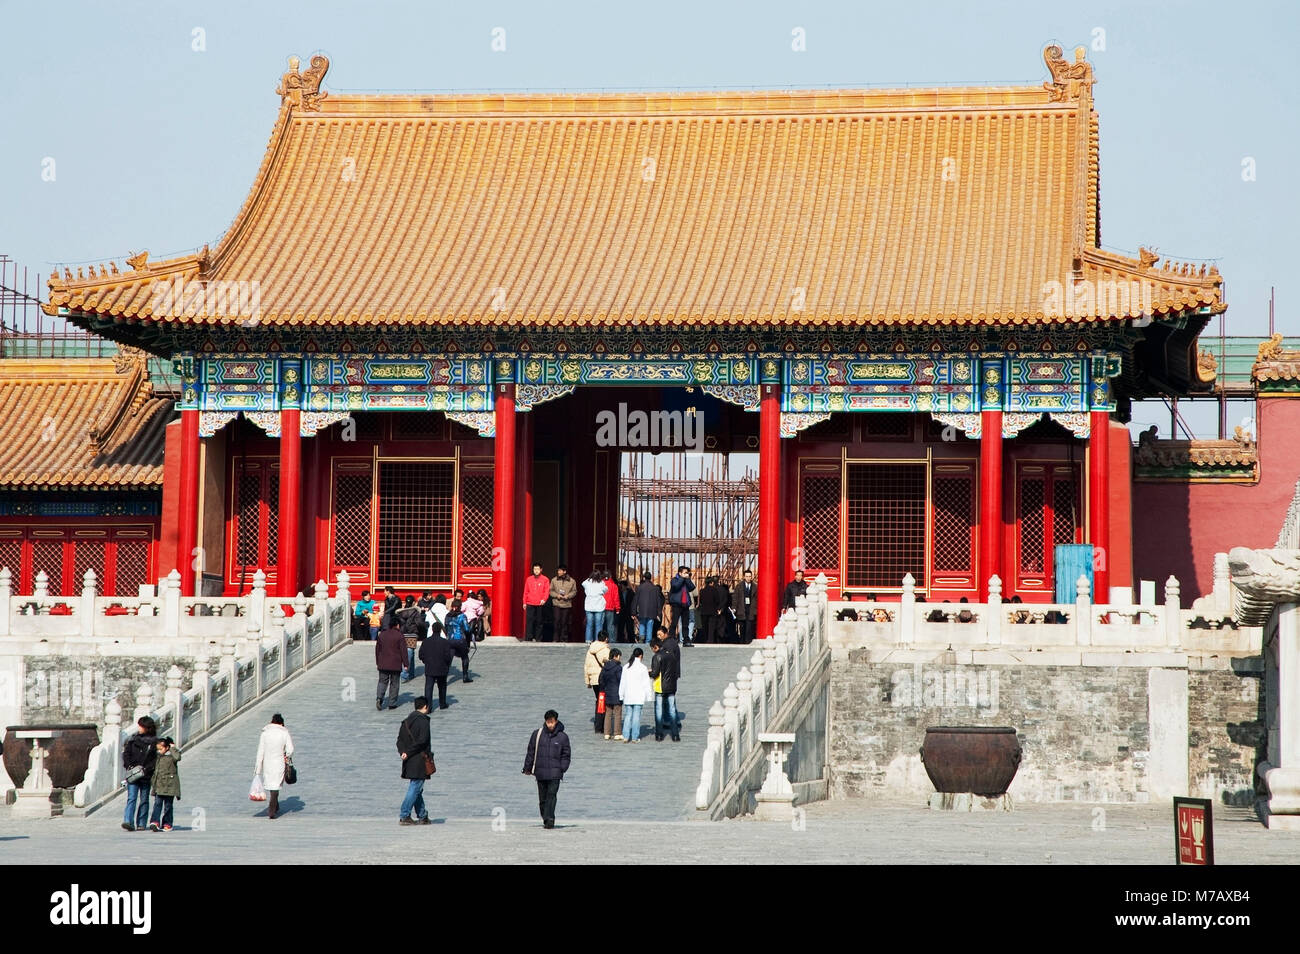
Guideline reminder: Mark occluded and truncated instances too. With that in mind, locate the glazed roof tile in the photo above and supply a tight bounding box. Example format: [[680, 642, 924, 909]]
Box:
[[45, 47, 1223, 329]]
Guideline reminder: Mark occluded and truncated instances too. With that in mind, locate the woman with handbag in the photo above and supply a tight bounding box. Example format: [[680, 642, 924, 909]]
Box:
[[617, 647, 653, 743], [121, 715, 158, 832], [254, 713, 295, 820]]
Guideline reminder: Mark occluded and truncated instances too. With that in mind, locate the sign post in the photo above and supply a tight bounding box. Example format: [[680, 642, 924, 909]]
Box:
[[1173, 796, 1214, 865]]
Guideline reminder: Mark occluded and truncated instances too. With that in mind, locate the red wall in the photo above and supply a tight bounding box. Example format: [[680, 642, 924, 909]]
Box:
[[1132, 396, 1300, 601]]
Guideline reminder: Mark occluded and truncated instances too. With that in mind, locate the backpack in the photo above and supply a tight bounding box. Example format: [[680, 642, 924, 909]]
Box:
[[447, 613, 469, 643]]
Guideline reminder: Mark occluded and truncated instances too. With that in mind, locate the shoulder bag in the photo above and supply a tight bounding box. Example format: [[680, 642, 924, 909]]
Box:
[[283, 756, 298, 785]]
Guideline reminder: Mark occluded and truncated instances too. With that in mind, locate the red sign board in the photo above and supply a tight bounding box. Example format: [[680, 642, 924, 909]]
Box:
[[1174, 797, 1214, 865]]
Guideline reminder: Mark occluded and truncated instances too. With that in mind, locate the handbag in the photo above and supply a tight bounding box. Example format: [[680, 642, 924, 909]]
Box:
[[283, 757, 298, 785], [125, 764, 146, 785], [597, 691, 606, 715], [423, 752, 436, 775]]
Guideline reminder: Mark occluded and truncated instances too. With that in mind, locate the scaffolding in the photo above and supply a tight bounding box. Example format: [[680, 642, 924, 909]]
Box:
[[617, 452, 758, 589]]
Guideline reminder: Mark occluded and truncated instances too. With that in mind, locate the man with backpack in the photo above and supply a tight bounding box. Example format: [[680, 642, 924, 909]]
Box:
[[668, 566, 696, 647], [396, 697, 434, 825]]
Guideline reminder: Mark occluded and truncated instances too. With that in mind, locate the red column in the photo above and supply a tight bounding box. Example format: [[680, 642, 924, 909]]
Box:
[[303, 435, 322, 591], [277, 409, 302, 597], [979, 410, 1003, 600], [1089, 410, 1111, 602], [177, 409, 201, 596], [757, 384, 781, 639], [513, 411, 534, 640], [492, 385, 517, 637]]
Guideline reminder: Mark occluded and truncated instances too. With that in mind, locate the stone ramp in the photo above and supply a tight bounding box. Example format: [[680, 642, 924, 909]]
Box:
[[85, 641, 754, 828]]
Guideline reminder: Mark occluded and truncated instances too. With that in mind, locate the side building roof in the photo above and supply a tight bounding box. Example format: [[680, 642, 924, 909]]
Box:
[[0, 355, 171, 490]]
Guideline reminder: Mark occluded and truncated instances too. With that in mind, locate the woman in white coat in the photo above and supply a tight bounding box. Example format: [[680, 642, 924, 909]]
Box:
[[254, 713, 295, 819], [617, 648, 653, 743]]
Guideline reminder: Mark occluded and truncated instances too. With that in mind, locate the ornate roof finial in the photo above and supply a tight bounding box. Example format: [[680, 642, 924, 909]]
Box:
[[125, 250, 149, 271], [1043, 44, 1095, 102], [1138, 246, 1159, 269], [277, 53, 329, 111]]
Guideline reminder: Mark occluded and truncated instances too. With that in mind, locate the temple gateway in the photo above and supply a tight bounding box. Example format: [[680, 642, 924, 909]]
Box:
[[41, 46, 1224, 639]]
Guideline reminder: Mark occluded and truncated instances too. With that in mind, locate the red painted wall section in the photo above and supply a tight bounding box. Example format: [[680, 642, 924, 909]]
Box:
[[158, 418, 182, 580], [1107, 421, 1134, 597], [1132, 396, 1300, 601]]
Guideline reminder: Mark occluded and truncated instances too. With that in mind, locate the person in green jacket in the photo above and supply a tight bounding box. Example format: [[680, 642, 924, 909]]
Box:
[[148, 738, 181, 832]]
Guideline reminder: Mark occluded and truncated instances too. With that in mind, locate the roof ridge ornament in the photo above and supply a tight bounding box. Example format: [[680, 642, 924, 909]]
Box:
[[1043, 44, 1094, 102], [278, 54, 329, 111]]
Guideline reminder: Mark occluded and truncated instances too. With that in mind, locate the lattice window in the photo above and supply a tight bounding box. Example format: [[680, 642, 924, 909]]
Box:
[[845, 463, 926, 588], [863, 414, 913, 440], [1019, 479, 1046, 574], [235, 473, 261, 566], [376, 461, 454, 583], [115, 540, 151, 596], [266, 471, 280, 566], [391, 411, 445, 441], [0, 538, 21, 582], [1052, 477, 1078, 545], [932, 475, 974, 572], [460, 472, 495, 567], [32, 539, 64, 595], [800, 414, 851, 442], [800, 473, 841, 570], [333, 472, 373, 567], [352, 413, 385, 441], [72, 540, 107, 593]]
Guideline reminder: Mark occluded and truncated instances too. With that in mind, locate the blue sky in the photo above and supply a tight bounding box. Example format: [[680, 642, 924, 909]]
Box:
[[1, 0, 1294, 436]]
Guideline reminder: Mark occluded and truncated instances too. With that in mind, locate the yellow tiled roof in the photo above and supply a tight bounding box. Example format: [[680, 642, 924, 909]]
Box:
[[46, 47, 1223, 329], [0, 357, 171, 489]]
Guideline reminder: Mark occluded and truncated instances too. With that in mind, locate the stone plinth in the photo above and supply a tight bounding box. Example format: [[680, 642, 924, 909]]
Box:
[[754, 732, 797, 821], [928, 792, 1013, 812]]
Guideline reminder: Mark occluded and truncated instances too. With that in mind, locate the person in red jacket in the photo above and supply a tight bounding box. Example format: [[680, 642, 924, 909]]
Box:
[[602, 570, 620, 642], [522, 563, 551, 642]]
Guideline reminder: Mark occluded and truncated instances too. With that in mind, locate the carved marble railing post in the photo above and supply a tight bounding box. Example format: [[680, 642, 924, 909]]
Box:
[[1164, 575, 1182, 648], [1212, 553, 1230, 618], [247, 569, 267, 638], [269, 603, 288, 676], [722, 683, 740, 780], [1264, 602, 1300, 829], [293, 591, 310, 660], [313, 579, 329, 622], [191, 655, 211, 735], [133, 683, 154, 725], [736, 666, 753, 757], [750, 650, 768, 736], [80, 569, 98, 637], [772, 625, 790, 708], [162, 569, 182, 638], [164, 665, 184, 745], [336, 570, 351, 607], [34, 570, 49, 601], [219, 637, 238, 699], [987, 574, 1003, 646], [0, 566, 11, 636], [900, 572, 916, 646], [104, 699, 123, 789], [794, 596, 810, 679], [762, 633, 778, 716], [1075, 574, 1092, 646]]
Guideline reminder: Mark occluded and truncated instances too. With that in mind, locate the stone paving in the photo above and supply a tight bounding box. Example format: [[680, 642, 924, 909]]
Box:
[[3, 641, 1297, 864]]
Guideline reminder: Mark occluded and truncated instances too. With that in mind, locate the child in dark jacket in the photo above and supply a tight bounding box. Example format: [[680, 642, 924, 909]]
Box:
[[599, 649, 624, 740], [148, 737, 181, 832]]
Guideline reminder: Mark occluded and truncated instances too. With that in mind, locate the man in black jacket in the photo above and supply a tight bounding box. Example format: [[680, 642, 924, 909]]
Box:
[[381, 585, 400, 629], [697, 576, 720, 644], [649, 628, 682, 741], [419, 631, 454, 710], [782, 570, 808, 611], [522, 710, 571, 829], [375, 624, 407, 710], [734, 569, 757, 643], [396, 697, 434, 825]]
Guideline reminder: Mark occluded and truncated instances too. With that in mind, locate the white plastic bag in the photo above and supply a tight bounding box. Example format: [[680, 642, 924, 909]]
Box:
[[249, 774, 267, 801]]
